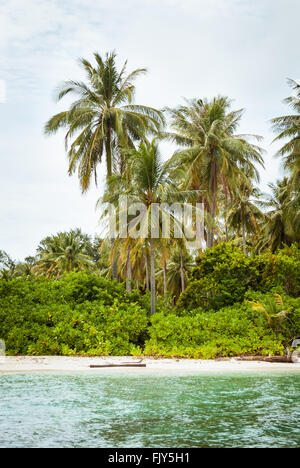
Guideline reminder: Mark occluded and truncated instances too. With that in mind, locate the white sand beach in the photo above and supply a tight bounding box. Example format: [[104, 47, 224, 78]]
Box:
[[0, 356, 300, 374]]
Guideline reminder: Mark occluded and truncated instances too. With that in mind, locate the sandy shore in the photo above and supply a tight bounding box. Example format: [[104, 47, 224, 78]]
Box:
[[0, 356, 300, 374]]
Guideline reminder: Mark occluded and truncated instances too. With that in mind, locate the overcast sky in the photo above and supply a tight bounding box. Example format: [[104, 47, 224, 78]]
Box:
[[0, 0, 299, 260]]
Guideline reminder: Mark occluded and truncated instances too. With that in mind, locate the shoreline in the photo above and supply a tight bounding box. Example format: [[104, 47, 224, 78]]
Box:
[[1, 356, 300, 374]]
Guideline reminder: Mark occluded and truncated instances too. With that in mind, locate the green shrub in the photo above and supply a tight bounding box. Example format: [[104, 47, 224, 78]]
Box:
[[177, 243, 300, 311], [0, 268, 298, 357], [244, 289, 300, 339], [0, 273, 148, 355], [144, 296, 300, 358], [275, 244, 300, 297]]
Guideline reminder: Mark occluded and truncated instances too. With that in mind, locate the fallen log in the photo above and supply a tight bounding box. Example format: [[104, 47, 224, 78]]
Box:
[[263, 356, 292, 363], [90, 363, 146, 368], [235, 355, 292, 363]]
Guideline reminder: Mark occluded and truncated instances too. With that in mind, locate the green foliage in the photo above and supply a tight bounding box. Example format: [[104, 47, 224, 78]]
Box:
[[244, 289, 300, 339], [145, 294, 300, 359], [177, 243, 300, 311], [0, 264, 298, 358], [0, 273, 148, 356], [275, 244, 300, 297]]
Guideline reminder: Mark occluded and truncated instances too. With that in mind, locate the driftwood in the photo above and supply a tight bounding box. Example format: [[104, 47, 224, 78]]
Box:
[[90, 363, 146, 368], [235, 355, 292, 363]]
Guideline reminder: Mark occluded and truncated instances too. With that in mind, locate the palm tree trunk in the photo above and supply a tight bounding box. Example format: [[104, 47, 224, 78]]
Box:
[[224, 190, 233, 243], [126, 246, 132, 292], [110, 239, 118, 280], [105, 127, 112, 178], [210, 163, 217, 248], [180, 251, 185, 293], [150, 238, 156, 316], [145, 252, 150, 290], [163, 258, 168, 302], [106, 126, 118, 280], [242, 222, 247, 255]]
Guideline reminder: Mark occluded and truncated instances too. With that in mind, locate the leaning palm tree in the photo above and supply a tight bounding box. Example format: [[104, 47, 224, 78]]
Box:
[[164, 97, 264, 247], [45, 51, 164, 188]]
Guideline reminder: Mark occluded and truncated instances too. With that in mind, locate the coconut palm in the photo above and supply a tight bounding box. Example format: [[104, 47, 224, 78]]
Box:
[[271, 79, 300, 243], [34, 229, 93, 278], [258, 178, 297, 252], [0, 250, 16, 280], [102, 140, 190, 314], [163, 247, 193, 300], [164, 97, 264, 247], [45, 51, 164, 188], [227, 178, 264, 254], [158, 239, 172, 301], [272, 79, 300, 192]]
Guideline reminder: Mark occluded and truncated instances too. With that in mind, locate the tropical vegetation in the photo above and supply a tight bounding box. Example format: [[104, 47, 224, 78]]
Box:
[[0, 51, 299, 357]]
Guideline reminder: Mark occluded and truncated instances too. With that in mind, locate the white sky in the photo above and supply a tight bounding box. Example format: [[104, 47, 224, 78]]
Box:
[[0, 0, 299, 260]]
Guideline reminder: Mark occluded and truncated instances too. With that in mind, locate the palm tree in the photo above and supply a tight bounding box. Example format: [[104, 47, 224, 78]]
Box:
[[271, 79, 300, 244], [163, 247, 193, 300], [45, 51, 164, 187], [0, 250, 14, 271], [102, 140, 189, 315], [0, 250, 16, 280], [248, 293, 292, 335], [34, 229, 93, 278], [258, 178, 298, 252], [45, 52, 164, 281], [227, 176, 264, 254], [159, 239, 172, 301], [272, 79, 300, 192], [164, 97, 264, 247]]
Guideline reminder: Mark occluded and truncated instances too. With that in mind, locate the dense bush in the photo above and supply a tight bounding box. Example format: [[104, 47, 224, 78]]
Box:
[[0, 256, 299, 357], [0, 273, 148, 355], [145, 294, 300, 359], [177, 243, 300, 311], [275, 244, 300, 297]]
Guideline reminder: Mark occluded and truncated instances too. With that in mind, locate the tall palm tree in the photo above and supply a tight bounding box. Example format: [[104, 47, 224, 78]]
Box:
[[164, 97, 264, 247], [46, 51, 164, 280], [45, 51, 164, 188], [272, 79, 300, 242], [102, 140, 189, 315]]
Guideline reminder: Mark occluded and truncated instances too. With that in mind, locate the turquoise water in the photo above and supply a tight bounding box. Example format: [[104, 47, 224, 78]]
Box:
[[0, 372, 299, 448]]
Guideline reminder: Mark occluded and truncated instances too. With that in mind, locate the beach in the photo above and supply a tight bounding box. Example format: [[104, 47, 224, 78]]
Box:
[[1, 356, 300, 373]]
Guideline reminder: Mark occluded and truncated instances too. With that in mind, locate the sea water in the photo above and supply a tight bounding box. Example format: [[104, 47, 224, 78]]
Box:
[[0, 371, 299, 448]]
